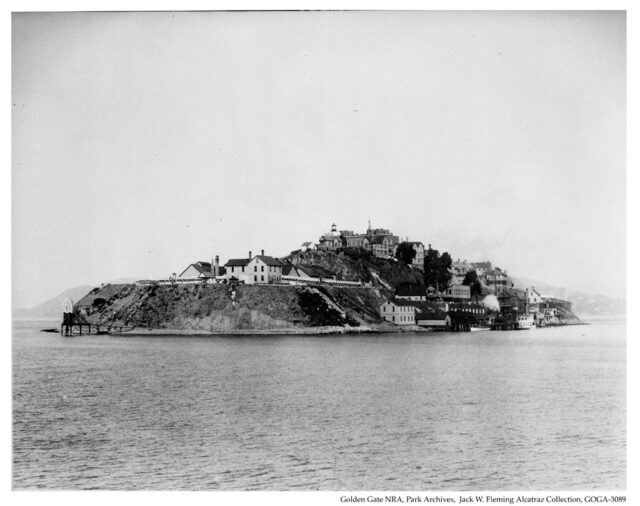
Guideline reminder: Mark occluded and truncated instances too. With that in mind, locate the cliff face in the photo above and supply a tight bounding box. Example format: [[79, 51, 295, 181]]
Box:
[[288, 249, 424, 294], [75, 283, 394, 333]]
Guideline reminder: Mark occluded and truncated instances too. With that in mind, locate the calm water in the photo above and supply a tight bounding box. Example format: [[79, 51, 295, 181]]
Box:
[[13, 320, 626, 490]]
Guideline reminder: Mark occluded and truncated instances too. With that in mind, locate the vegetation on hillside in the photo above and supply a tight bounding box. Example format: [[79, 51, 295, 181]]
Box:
[[74, 282, 389, 331]]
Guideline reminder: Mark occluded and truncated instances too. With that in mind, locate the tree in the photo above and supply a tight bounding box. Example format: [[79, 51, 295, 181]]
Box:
[[395, 242, 417, 265], [423, 246, 452, 290], [462, 269, 483, 299]]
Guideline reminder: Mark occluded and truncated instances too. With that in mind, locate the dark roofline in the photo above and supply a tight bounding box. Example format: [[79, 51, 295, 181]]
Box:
[[253, 255, 284, 267], [225, 258, 250, 267], [179, 262, 211, 277]]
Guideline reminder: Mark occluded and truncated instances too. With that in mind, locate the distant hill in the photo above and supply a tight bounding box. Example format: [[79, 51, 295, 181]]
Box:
[[13, 277, 142, 319], [511, 277, 625, 318], [13, 285, 94, 319]]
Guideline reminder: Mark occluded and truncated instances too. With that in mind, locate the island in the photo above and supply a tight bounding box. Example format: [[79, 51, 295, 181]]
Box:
[[60, 222, 582, 336]]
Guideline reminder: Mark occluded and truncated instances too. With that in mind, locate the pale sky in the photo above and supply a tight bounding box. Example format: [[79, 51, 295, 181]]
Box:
[[12, 11, 626, 308]]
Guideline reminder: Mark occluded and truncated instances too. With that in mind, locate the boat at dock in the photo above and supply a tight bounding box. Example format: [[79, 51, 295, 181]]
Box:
[[515, 314, 535, 330]]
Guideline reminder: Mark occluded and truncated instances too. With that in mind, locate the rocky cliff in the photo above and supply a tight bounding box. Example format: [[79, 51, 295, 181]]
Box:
[[75, 283, 402, 334]]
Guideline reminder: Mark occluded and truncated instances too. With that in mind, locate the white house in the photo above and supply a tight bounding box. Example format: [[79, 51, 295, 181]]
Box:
[[379, 299, 417, 325], [407, 241, 425, 269], [224, 255, 252, 284], [246, 252, 284, 284]]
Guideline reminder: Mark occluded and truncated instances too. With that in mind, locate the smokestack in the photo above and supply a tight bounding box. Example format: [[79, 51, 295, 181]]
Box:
[[261, 249, 264, 256], [249, 251, 252, 259], [214, 255, 219, 276]]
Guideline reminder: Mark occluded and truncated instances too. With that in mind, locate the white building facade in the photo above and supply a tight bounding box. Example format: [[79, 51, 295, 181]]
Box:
[[379, 299, 417, 325]]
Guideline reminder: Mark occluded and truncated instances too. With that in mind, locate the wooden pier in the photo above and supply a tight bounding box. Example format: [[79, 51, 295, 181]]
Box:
[[61, 311, 94, 335]]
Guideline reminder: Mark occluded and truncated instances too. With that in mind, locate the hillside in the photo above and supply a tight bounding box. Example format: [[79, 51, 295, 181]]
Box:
[[74, 283, 402, 334], [286, 249, 424, 293]]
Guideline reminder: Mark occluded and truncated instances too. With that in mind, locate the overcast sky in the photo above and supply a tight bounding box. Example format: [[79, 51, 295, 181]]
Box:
[[12, 11, 626, 308]]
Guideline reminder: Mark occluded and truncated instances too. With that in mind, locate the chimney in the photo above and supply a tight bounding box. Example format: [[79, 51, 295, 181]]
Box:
[[214, 255, 220, 276], [261, 249, 264, 256], [249, 251, 252, 259]]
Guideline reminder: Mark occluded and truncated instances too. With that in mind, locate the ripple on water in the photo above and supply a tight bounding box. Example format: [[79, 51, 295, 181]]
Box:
[[12, 322, 626, 490]]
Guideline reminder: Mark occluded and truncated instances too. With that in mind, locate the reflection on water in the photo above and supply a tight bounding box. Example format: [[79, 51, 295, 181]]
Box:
[[13, 320, 626, 490]]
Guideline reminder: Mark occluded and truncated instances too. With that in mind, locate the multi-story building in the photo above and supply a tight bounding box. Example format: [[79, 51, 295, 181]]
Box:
[[246, 252, 284, 284], [316, 222, 415, 259], [379, 299, 418, 325], [482, 268, 509, 290], [444, 284, 471, 300], [224, 254, 251, 283], [450, 259, 472, 285], [369, 236, 395, 258], [497, 288, 528, 315]]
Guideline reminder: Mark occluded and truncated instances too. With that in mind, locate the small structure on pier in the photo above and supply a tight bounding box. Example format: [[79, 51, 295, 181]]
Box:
[[61, 297, 93, 336]]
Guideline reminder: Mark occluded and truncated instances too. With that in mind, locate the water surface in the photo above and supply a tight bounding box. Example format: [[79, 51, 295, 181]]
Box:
[[13, 320, 626, 490]]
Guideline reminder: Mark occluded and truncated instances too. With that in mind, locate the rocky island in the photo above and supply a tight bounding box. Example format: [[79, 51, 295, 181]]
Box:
[[67, 230, 583, 335]]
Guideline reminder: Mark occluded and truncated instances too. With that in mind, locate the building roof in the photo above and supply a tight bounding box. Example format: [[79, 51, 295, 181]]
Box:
[[253, 255, 284, 267], [225, 258, 250, 267], [281, 264, 297, 276], [193, 261, 211, 272], [301, 241, 312, 247], [381, 298, 415, 308], [370, 236, 389, 245], [471, 261, 492, 269], [498, 288, 527, 301], [178, 261, 211, 277], [417, 307, 449, 320]]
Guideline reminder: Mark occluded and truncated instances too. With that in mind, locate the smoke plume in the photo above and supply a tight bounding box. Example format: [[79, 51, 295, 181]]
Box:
[[482, 295, 500, 312]]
